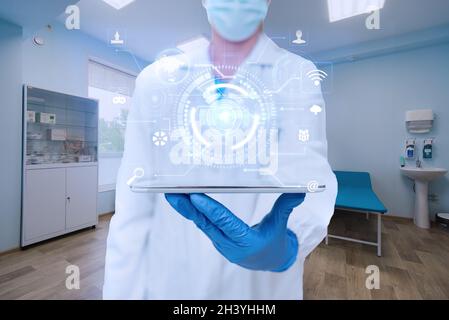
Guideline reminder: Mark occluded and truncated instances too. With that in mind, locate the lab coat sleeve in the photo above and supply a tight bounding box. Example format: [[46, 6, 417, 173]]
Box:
[[254, 58, 337, 264], [103, 67, 159, 299], [289, 170, 337, 262], [253, 165, 337, 265], [289, 59, 337, 262]]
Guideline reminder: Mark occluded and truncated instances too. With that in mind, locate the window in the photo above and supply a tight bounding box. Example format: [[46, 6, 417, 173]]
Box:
[[88, 60, 137, 190]]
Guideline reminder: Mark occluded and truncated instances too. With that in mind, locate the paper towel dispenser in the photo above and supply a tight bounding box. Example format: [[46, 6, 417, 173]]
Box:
[[406, 109, 434, 133]]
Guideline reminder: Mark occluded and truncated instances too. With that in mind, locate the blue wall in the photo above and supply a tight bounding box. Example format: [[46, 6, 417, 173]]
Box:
[[22, 22, 147, 216], [0, 20, 147, 252], [326, 43, 449, 219], [0, 19, 23, 252], [22, 23, 145, 97]]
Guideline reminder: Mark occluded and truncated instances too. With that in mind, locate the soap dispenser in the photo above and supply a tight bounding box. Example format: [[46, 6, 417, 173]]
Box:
[[406, 139, 416, 159], [423, 139, 433, 159]]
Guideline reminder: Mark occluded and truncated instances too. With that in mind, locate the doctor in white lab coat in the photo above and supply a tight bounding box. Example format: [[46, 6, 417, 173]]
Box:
[[103, 0, 337, 300]]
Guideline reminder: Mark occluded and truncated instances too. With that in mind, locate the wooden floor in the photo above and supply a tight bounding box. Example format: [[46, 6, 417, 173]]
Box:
[[0, 215, 110, 300], [305, 211, 449, 299], [1, 212, 448, 300]]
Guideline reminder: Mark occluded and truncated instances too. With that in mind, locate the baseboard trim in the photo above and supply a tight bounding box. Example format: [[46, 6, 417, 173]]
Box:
[[0, 213, 114, 256], [99, 211, 114, 217], [382, 215, 414, 222], [98, 184, 116, 193], [334, 209, 413, 221], [99, 212, 114, 221], [0, 247, 21, 257]]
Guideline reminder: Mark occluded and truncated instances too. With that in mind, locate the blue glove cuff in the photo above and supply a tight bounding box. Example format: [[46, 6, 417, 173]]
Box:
[[270, 230, 299, 272]]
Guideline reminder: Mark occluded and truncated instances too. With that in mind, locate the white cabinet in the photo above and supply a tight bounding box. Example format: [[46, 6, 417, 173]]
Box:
[[22, 86, 99, 247], [66, 166, 98, 230], [23, 168, 66, 241], [22, 165, 98, 246]]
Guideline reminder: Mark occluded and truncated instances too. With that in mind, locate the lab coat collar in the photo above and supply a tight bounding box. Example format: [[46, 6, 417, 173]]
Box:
[[191, 33, 279, 70], [242, 32, 279, 67]]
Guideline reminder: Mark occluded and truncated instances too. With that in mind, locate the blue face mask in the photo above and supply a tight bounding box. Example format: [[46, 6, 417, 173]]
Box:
[[204, 0, 269, 42]]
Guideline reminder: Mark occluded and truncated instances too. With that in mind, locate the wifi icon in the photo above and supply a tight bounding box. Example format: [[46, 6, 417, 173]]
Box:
[[306, 69, 328, 86]]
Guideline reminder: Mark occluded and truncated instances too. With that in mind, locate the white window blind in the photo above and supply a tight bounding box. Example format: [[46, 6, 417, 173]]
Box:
[[88, 60, 136, 95]]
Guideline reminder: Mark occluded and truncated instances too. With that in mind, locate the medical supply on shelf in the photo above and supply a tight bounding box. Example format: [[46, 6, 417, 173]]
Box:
[[27, 111, 36, 123], [64, 140, 84, 154], [37, 112, 56, 124], [47, 128, 67, 141], [66, 132, 85, 141], [77, 155, 92, 162], [27, 132, 43, 140]]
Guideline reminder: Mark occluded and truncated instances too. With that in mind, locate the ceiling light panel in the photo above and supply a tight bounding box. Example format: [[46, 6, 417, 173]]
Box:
[[102, 0, 136, 10], [328, 0, 385, 22]]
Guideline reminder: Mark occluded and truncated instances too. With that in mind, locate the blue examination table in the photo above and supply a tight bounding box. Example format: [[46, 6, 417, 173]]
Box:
[[326, 171, 388, 256]]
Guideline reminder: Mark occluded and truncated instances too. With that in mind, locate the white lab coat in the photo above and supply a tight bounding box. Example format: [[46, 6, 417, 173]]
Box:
[[103, 33, 337, 300]]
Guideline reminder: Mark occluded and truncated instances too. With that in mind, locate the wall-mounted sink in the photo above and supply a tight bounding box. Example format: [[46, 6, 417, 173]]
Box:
[[401, 167, 448, 182], [401, 167, 448, 229]]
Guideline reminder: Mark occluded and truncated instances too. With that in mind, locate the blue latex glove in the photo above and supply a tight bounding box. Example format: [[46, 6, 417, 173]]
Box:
[[165, 193, 305, 272]]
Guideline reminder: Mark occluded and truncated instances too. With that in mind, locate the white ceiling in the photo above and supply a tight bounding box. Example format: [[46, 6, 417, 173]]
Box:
[[0, 0, 73, 35], [75, 0, 449, 61], [75, 0, 209, 61], [2, 0, 449, 62]]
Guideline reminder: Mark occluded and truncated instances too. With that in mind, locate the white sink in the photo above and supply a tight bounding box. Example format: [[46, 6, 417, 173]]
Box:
[[401, 167, 448, 229], [400, 167, 448, 182]]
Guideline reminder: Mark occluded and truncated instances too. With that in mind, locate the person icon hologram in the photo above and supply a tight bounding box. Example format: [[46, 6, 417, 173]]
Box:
[[292, 30, 306, 45]]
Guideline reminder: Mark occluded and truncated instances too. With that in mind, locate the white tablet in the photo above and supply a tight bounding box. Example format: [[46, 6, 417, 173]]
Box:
[[129, 185, 326, 194]]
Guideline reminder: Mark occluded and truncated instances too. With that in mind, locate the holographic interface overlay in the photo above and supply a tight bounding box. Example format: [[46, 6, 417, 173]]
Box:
[[131, 49, 329, 188], [171, 65, 278, 174]]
